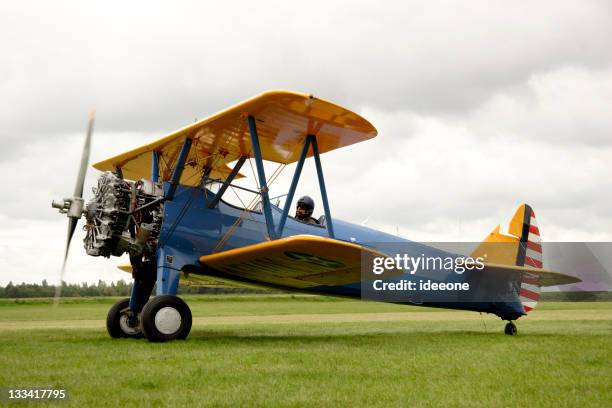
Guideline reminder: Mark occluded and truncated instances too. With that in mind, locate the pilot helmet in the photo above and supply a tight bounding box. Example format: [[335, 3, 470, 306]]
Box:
[[297, 195, 315, 217]]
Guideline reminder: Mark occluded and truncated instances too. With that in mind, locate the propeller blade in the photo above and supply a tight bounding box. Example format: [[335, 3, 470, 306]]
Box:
[[73, 111, 95, 198], [54, 111, 95, 306], [54, 217, 78, 305]]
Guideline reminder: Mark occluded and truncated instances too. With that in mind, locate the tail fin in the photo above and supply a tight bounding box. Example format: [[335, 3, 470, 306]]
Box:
[[471, 204, 542, 313]]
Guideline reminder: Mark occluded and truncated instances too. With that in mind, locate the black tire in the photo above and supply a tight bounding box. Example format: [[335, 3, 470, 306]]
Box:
[[504, 322, 517, 336], [140, 295, 192, 342], [106, 298, 143, 338]]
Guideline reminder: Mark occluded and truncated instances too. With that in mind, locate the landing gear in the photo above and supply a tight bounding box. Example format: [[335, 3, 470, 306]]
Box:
[[504, 321, 517, 336], [140, 295, 192, 342], [106, 298, 143, 338]]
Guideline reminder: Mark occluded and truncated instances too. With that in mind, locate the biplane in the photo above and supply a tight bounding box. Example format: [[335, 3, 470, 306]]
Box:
[[52, 90, 580, 341]]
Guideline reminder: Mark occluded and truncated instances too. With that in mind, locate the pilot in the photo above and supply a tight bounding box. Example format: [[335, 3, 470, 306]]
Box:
[[295, 195, 319, 225]]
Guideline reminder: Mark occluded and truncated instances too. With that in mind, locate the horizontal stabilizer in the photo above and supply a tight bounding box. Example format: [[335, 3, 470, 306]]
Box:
[[479, 262, 581, 287]]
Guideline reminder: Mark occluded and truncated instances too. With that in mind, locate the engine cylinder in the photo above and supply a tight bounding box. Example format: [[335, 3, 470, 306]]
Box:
[[84, 172, 164, 258]]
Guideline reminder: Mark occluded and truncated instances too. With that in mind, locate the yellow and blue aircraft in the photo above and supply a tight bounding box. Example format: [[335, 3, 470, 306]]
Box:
[[52, 90, 580, 342]]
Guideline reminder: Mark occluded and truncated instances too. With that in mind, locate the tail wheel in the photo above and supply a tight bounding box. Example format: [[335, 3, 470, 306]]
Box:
[[504, 321, 517, 336], [106, 298, 142, 338], [140, 295, 192, 342]]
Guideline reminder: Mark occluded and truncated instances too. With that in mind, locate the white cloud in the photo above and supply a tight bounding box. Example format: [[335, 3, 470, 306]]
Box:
[[465, 66, 612, 145]]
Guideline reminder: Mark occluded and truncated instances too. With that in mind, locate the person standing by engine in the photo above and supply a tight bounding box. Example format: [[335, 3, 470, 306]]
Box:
[[295, 195, 320, 225]]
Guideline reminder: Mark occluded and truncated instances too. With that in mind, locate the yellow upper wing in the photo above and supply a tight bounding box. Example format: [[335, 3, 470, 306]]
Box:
[[93, 90, 377, 186]]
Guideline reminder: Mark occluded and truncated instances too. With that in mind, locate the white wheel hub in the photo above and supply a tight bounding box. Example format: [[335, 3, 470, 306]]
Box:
[[154, 307, 182, 334], [119, 312, 140, 335]]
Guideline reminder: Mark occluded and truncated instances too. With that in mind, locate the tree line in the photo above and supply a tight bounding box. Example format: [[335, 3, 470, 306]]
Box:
[[0, 280, 265, 298], [0, 280, 607, 300]]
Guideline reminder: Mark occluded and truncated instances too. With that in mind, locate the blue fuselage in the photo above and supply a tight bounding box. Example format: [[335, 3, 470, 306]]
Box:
[[156, 184, 525, 320]]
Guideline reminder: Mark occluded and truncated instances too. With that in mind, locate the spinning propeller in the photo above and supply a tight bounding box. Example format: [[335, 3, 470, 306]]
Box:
[[51, 111, 95, 304]]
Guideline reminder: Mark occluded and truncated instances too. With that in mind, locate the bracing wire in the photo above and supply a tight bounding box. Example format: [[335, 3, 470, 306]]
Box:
[[213, 162, 286, 252]]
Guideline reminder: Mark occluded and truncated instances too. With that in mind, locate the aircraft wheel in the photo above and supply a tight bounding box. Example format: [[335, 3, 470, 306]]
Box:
[[106, 298, 142, 338], [140, 295, 192, 342], [504, 321, 517, 336]]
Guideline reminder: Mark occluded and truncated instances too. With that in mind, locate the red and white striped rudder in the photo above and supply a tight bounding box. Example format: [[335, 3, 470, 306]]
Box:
[[516, 205, 542, 313]]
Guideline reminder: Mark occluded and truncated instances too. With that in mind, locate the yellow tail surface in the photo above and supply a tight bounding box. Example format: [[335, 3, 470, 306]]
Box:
[[471, 204, 543, 312]]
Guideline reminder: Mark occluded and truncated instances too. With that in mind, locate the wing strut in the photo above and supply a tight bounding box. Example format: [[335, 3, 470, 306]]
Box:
[[310, 134, 335, 238], [277, 135, 311, 235], [208, 156, 247, 208], [246, 115, 336, 239], [151, 150, 160, 182], [164, 138, 192, 200], [248, 115, 277, 239]]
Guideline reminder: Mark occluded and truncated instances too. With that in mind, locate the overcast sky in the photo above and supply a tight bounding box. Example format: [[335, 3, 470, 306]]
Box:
[[1, 1, 611, 285]]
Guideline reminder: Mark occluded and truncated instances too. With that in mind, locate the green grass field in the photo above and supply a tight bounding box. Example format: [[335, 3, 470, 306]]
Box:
[[0, 295, 610, 407]]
